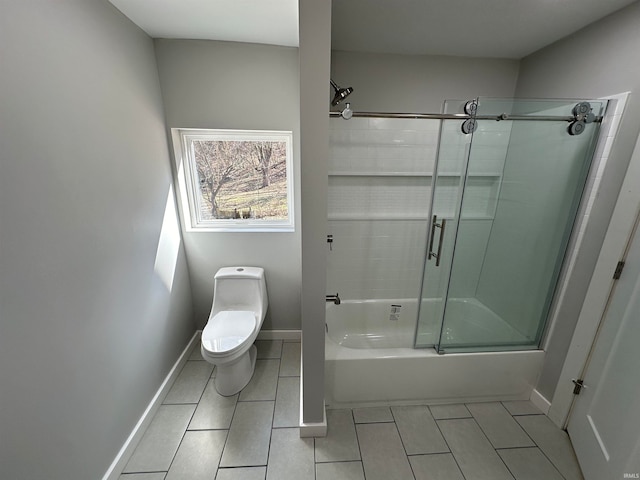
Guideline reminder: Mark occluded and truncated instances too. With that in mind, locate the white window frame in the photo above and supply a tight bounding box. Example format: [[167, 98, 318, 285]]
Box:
[[171, 128, 295, 232]]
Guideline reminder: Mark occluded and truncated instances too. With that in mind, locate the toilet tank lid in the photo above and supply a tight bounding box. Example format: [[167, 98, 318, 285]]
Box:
[[215, 266, 264, 280]]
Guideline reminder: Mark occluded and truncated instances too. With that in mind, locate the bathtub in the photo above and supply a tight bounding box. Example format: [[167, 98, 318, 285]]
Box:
[[325, 298, 544, 407]]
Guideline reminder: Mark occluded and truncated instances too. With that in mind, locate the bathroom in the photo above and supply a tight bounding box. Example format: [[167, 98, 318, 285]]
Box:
[[2, 0, 640, 479]]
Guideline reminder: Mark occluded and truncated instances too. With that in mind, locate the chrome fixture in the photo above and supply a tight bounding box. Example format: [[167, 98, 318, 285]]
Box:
[[326, 293, 341, 305], [341, 102, 353, 120], [568, 101, 596, 135], [428, 215, 446, 267], [330, 79, 353, 106], [329, 99, 603, 137]]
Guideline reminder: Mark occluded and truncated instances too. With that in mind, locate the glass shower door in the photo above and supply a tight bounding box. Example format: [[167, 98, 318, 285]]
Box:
[[414, 102, 471, 347], [417, 97, 607, 353]]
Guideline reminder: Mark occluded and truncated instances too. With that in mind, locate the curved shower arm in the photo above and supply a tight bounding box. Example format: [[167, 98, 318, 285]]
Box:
[[330, 79, 354, 106]]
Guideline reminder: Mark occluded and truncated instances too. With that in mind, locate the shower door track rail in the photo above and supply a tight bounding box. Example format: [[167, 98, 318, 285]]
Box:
[[329, 111, 603, 123]]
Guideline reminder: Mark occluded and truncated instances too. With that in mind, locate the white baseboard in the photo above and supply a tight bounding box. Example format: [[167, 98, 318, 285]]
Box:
[[102, 331, 201, 480], [530, 388, 551, 415], [299, 408, 327, 437], [257, 329, 301, 341], [298, 344, 327, 438], [299, 383, 327, 438]]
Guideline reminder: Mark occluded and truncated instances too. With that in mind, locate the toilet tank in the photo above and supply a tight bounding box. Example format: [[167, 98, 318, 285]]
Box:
[[211, 267, 268, 319]]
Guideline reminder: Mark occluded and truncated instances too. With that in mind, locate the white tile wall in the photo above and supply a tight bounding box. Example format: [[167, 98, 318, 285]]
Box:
[[327, 116, 509, 303]]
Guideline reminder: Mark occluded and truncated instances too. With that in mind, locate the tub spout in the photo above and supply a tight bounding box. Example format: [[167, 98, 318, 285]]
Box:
[[326, 293, 341, 305]]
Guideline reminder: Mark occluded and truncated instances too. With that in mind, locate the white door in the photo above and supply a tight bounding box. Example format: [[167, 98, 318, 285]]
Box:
[[568, 213, 640, 480]]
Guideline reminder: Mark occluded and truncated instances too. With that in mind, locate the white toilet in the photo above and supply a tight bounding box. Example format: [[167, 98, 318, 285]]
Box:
[[201, 266, 268, 396]]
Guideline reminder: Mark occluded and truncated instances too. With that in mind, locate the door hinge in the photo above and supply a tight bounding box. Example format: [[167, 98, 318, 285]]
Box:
[[613, 261, 625, 279], [572, 378, 585, 395]]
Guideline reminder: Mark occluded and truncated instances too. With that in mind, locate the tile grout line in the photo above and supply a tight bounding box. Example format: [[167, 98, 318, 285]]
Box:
[[510, 415, 571, 480], [262, 345, 283, 477], [464, 407, 516, 480], [162, 396, 200, 477], [351, 409, 366, 478], [389, 407, 418, 480], [142, 348, 212, 476], [468, 402, 534, 451], [482, 409, 522, 480], [217, 366, 241, 473], [430, 407, 469, 480]]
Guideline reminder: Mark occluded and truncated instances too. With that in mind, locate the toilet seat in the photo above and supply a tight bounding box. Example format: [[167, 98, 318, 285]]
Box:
[[201, 311, 257, 356]]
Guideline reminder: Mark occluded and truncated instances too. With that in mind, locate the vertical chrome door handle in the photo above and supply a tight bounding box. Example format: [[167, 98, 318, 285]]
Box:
[[428, 215, 446, 267]]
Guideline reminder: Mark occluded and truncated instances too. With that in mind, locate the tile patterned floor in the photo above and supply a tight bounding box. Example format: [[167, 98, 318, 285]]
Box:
[[119, 340, 584, 480]]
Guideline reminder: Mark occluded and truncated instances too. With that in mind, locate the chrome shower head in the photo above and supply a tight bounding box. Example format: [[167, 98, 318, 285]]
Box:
[[330, 79, 353, 106]]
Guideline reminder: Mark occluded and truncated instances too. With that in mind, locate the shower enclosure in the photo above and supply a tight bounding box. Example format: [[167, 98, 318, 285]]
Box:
[[326, 97, 606, 354]]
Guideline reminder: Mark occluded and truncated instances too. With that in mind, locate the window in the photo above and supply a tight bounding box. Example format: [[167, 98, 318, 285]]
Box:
[[172, 129, 294, 232]]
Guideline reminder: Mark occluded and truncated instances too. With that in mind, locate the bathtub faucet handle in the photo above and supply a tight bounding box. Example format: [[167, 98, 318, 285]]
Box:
[[326, 293, 341, 305]]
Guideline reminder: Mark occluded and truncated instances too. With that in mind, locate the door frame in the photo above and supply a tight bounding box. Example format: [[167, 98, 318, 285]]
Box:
[[547, 114, 640, 428]]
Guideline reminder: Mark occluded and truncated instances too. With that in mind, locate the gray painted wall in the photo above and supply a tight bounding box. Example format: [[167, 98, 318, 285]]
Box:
[[299, 0, 332, 425], [0, 1, 195, 479], [331, 51, 520, 112], [515, 1, 640, 401], [154, 39, 302, 331]]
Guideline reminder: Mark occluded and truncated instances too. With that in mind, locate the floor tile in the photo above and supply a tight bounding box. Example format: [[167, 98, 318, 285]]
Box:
[[188, 379, 238, 430], [315, 409, 361, 463], [256, 340, 283, 359], [215, 467, 266, 480], [273, 376, 300, 428], [356, 423, 415, 480], [467, 402, 534, 449], [189, 344, 204, 361], [516, 415, 584, 480], [220, 401, 274, 467], [123, 404, 195, 473], [122, 338, 593, 480], [266, 428, 314, 480], [437, 418, 514, 480], [163, 361, 213, 404], [409, 453, 465, 480], [165, 430, 226, 480], [238, 359, 279, 401], [502, 401, 542, 416], [353, 406, 393, 423], [429, 403, 472, 419], [392, 405, 449, 454], [119, 474, 166, 480], [279, 342, 300, 376], [316, 461, 365, 480], [498, 447, 564, 480]]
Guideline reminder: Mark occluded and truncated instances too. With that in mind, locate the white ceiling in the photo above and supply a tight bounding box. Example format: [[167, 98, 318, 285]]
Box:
[[110, 0, 637, 59], [109, 0, 299, 47]]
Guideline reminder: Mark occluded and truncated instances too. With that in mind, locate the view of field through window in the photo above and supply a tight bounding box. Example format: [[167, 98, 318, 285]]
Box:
[[192, 139, 289, 221]]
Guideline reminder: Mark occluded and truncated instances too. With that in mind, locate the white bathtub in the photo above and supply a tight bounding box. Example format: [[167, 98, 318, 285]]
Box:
[[325, 298, 544, 407]]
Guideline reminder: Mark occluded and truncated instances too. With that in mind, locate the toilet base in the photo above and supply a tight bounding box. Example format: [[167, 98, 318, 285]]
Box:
[[212, 344, 257, 396]]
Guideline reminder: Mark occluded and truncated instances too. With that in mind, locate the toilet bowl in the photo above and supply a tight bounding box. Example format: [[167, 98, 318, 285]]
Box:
[[201, 266, 268, 396]]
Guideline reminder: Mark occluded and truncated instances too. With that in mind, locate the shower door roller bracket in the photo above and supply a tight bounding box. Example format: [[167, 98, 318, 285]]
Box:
[[428, 215, 446, 267], [461, 119, 477, 134], [568, 102, 596, 136]]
